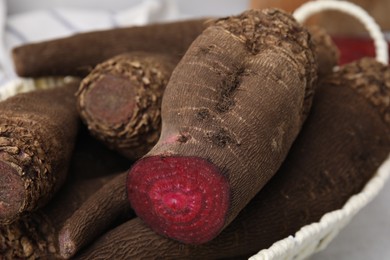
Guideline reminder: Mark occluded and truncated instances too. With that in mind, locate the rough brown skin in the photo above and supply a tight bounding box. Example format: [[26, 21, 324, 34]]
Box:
[[0, 130, 131, 259], [0, 176, 114, 259], [68, 126, 132, 180], [0, 81, 80, 225], [58, 173, 132, 259], [77, 52, 177, 159], [77, 27, 337, 161], [127, 9, 318, 244], [308, 26, 339, 76], [76, 58, 390, 259], [12, 18, 209, 77]]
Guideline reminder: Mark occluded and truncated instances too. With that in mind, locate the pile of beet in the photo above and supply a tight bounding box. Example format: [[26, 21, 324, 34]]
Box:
[[1, 9, 389, 260]]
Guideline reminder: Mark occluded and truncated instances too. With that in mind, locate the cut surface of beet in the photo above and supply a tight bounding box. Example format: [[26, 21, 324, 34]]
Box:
[[84, 74, 136, 125], [127, 156, 230, 244], [0, 160, 24, 220]]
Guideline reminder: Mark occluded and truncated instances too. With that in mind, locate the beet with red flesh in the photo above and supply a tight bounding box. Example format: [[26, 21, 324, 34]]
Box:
[[127, 9, 318, 244]]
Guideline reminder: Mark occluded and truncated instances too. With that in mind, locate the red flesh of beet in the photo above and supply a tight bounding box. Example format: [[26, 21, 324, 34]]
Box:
[[127, 156, 230, 244]]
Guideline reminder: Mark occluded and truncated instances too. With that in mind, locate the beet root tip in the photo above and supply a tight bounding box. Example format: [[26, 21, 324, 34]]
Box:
[[58, 229, 76, 259], [127, 156, 230, 244]]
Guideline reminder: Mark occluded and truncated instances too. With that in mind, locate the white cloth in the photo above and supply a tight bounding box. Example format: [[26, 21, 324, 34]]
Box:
[[0, 0, 249, 85], [0, 0, 187, 84]]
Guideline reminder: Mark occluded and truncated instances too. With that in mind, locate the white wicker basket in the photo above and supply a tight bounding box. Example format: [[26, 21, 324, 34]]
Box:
[[0, 1, 388, 259], [250, 158, 390, 260]]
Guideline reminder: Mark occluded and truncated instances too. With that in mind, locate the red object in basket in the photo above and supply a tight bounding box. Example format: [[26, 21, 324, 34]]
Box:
[[332, 37, 390, 65]]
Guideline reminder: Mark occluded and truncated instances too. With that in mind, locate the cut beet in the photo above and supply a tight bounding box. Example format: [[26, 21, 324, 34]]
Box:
[[127, 156, 230, 244]]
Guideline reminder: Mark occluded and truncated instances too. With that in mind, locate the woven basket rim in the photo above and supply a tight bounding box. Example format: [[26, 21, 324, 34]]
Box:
[[250, 154, 390, 260]]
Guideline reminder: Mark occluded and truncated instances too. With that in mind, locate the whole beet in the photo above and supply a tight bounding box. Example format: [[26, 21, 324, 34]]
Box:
[[127, 9, 318, 244]]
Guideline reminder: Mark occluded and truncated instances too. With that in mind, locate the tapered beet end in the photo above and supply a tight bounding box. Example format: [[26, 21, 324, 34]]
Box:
[[0, 160, 24, 223], [58, 229, 76, 259], [127, 156, 230, 244]]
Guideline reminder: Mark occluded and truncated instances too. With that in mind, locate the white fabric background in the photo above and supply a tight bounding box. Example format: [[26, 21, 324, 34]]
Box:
[[0, 0, 389, 259]]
